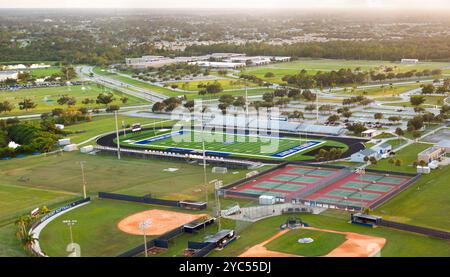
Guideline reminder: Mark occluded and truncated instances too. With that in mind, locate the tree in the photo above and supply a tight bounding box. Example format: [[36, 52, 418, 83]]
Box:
[[18, 99, 37, 111], [407, 116, 424, 131], [57, 95, 76, 106], [374, 113, 383, 120], [421, 84, 435, 94], [233, 96, 246, 107], [0, 101, 14, 113], [105, 105, 120, 113], [395, 128, 404, 136], [262, 92, 274, 103], [327, 114, 340, 123], [82, 98, 94, 105], [120, 97, 129, 104], [264, 72, 275, 78], [61, 66, 77, 80], [152, 102, 166, 112], [347, 123, 367, 135], [96, 93, 115, 106], [410, 95, 425, 107], [369, 156, 378, 165]]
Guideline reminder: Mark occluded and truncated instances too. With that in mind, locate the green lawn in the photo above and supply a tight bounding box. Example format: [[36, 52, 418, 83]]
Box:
[[93, 67, 183, 97], [167, 79, 259, 92], [265, 229, 346, 256], [375, 165, 450, 231], [241, 58, 448, 84], [385, 138, 407, 149], [211, 211, 450, 257], [0, 152, 251, 202], [64, 114, 174, 144], [26, 67, 62, 78], [39, 199, 155, 257], [368, 143, 430, 173], [383, 95, 447, 107], [118, 129, 348, 161], [0, 184, 75, 223], [0, 84, 149, 116], [0, 223, 27, 257]]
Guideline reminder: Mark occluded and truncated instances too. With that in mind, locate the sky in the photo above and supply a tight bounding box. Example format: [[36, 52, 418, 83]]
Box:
[[1, 0, 450, 9]]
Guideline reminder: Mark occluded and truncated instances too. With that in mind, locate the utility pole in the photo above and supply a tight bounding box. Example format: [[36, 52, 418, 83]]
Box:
[[316, 89, 319, 123], [122, 120, 126, 138], [79, 161, 87, 199], [114, 111, 121, 160]]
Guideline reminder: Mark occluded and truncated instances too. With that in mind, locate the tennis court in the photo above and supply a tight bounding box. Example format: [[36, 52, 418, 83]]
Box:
[[223, 163, 419, 210]]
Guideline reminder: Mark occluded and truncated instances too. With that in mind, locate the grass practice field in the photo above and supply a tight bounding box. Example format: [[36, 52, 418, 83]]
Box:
[[0, 184, 75, 223], [65, 115, 174, 144], [0, 84, 148, 116], [119, 129, 348, 161], [0, 152, 252, 203], [167, 79, 259, 91], [241, 59, 449, 84]]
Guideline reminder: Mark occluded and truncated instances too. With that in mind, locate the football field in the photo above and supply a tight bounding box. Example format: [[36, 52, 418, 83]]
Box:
[[118, 129, 344, 160]]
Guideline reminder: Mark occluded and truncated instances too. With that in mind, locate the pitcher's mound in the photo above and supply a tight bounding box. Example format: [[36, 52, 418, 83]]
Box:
[[118, 209, 207, 236]]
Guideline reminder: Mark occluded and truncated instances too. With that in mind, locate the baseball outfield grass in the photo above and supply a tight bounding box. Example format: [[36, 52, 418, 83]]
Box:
[[265, 229, 346, 257], [212, 211, 450, 257]]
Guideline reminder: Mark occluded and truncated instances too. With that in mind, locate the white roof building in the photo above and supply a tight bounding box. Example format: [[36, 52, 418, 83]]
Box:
[[0, 71, 19, 81]]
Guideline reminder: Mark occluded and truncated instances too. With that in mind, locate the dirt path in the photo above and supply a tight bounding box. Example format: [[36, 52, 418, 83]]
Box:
[[117, 209, 208, 236], [239, 227, 386, 257]]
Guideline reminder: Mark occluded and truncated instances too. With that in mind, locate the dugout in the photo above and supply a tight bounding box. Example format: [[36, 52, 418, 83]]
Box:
[[351, 213, 382, 227], [179, 200, 207, 210], [184, 217, 216, 233], [205, 229, 237, 249]]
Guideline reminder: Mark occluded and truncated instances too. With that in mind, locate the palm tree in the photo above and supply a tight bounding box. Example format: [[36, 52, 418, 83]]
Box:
[[20, 233, 39, 253], [39, 206, 51, 215], [15, 215, 32, 239]]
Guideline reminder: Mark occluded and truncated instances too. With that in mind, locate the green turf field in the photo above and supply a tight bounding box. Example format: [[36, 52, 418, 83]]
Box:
[[374, 165, 450, 231], [0, 184, 75, 223], [0, 84, 149, 116], [0, 152, 252, 203], [167, 79, 259, 91], [211, 211, 450, 257], [118, 129, 348, 161], [26, 67, 62, 78], [64, 115, 175, 144], [265, 229, 346, 257]]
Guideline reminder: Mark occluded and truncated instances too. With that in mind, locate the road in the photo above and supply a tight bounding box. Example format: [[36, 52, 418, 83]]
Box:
[[77, 66, 168, 102]]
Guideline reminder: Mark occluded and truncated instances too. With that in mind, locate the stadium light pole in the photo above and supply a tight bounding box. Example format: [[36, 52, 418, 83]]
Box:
[[139, 219, 152, 257], [79, 161, 87, 199], [211, 179, 223, 231], [114, 111, 121, 160], [62, 220, 77, 246]]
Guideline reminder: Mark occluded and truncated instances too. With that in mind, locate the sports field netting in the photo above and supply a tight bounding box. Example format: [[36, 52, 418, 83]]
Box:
[[307, 169, 336, 177], [327, 189, 381, 201], [240, 189, 286, 197], [313, 197, 365, 207], [356, 175, 383, 182], [272, 175, 321, 184], [378, 176, 407, 185], [341, 181, 394, 192], [253, 181, 306, 191], [287, 168, 313, 175]]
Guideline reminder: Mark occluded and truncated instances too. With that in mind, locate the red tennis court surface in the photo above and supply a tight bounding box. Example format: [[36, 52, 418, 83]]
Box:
[[224, 165, 418, 209]]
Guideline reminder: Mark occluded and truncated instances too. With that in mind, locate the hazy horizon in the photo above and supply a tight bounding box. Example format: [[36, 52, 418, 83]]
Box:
[[1, 0, 450, 10]]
